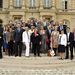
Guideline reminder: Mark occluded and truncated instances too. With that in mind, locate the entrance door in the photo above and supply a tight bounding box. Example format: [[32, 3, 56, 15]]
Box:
[[42, 15, 53, 21], [13, 15, 22, 21]]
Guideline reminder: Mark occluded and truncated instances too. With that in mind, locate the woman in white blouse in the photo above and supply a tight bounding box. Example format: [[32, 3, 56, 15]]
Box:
[[58, 30, 67, 59], [22, 27, 30, 57]]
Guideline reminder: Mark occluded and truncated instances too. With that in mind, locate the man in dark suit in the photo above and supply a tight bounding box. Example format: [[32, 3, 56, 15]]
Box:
[[0, 24, 3, 59], [14, 23, 23, 57], [31, 28, 41, 57], [65, 27, 74, 60]]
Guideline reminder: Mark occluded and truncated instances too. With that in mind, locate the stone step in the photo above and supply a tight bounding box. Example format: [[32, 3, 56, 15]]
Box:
[[0, 68, 75, 75], [0, 55, 75, 75]]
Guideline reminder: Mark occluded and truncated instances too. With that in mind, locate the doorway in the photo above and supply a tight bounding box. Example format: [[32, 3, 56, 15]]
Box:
[[13, 15, 22, 21], [42, 15, 53, 21]]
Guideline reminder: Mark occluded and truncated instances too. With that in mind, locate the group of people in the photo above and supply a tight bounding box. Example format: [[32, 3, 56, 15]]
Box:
[[0, 18, 75, 60]]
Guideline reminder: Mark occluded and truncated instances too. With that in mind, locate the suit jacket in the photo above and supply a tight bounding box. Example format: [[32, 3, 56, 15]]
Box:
[[66, 32, 74, 44], [22, 31, 30, 43], [31, 32, 41, 45], [4, 31, 14, 43], [73, 32, 75, 42], [14, 28, 23, 42]]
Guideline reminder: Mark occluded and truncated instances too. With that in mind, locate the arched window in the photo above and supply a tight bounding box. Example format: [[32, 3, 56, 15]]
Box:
[[43, 0, 52, 9], [14, 0, 22, 8], [0, 0, 3, 8]]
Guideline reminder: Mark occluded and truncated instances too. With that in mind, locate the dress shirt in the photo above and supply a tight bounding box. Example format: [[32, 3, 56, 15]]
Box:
[[59, 34, 67, 46], [67, 32, 70, 42]]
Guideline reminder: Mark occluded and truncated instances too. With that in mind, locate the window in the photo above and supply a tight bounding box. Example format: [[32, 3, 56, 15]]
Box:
[[65, 1, 67, 9], [0, 0, 3, 8], [29, 0, 35, 8], [14, 0, 22, 8], [44, 0, 52, 9], [62, 0, 68, 10]]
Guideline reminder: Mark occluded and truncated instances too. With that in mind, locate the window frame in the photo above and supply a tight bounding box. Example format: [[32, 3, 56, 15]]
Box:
[[14, 0, 22, 8], [29, 0, 36, 9], [43, 0, 52, 9], [62, 0, 68, 10]]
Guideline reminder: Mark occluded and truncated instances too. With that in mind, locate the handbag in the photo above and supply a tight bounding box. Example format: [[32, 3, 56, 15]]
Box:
[[47, 49, 55, 57], [50, 49, 55, 56]]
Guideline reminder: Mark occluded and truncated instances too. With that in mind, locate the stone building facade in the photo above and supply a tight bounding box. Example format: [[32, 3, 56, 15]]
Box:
[[0, 0, 75, 31]]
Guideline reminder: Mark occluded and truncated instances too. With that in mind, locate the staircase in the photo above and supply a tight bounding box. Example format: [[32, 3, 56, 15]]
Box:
[[0, 54, 75, 75]]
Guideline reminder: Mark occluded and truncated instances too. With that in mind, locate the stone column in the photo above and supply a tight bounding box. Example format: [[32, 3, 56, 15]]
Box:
[[22, 0, 25, 9], [9, 0, 13, 9], [40, 15, 43, 20], [52, 0, 55, 10], [40, 0, 43, 9], [9, 15, 13, 21], [22, 14, 26, 22]]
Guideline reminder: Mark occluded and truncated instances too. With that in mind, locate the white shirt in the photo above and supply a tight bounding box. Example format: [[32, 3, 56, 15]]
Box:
[[22, 31, 30, 43], [67, 32, 70, 41], [58, 34, 67, 46]]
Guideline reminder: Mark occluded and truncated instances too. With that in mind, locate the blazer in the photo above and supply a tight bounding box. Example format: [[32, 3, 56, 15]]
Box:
[[58, 34, 67, 46], [66, 32, 74, 44], [73, 32, 75, 41], [22, 31, 30, 43], [14, 28, 24, 42], [31, 32, 41, 45], [6, 31, 14, 43]]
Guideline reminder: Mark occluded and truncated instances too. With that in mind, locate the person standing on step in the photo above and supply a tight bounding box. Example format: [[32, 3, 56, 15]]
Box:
[[14, 23, 23, 57], [22, 27, 30, 57], [31, 28, 42, 57], [65, 27, 74, 60], [58, 30, 67, 60]]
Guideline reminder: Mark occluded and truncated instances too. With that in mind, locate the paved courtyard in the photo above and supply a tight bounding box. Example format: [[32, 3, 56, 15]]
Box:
[[0, 54, 75, 75]]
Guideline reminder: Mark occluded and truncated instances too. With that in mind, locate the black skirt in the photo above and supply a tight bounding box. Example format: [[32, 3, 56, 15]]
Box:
[[58, 45, 65, 53]]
